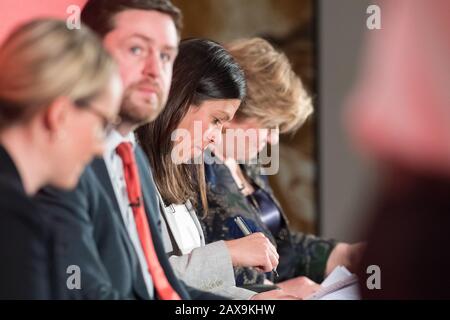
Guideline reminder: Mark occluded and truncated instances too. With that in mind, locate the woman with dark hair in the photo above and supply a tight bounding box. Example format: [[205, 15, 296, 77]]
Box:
[[137, 38, 296, 300]]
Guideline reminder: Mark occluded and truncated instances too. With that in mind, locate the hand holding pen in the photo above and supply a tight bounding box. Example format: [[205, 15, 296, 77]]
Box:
[[233, 216, 279, 277], [224, 217, 279, 274]]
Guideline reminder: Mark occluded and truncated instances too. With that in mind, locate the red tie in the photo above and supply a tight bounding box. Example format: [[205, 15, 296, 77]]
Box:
[[116, 142, 181, 300]]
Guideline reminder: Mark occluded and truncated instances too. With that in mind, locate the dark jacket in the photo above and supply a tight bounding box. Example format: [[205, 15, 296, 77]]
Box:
[[357, 169, 450, 299], [0, 145, 59, 299], [202, 162, 336, 284], [35, 145, 224, 299]]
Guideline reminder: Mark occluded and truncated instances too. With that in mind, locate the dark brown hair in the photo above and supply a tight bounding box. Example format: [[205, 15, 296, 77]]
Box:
[[81, 0, 183, 38], [136, 38, 246, 214]]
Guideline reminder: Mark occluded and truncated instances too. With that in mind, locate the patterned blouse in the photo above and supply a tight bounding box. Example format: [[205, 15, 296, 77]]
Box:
[[199, 161, 337, 285]]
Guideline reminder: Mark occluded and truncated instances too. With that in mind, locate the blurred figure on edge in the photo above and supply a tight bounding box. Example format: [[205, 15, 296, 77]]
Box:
[[347, 0, 450, 299]]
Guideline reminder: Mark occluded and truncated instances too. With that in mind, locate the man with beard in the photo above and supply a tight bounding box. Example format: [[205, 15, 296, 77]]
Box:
[[35, 0, 222, 299]]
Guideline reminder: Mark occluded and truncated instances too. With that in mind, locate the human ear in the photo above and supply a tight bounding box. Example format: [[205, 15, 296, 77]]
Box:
[[43, 96, 72, 141]]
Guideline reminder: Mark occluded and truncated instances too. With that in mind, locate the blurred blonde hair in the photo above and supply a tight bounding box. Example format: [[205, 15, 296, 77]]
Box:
[[0, 19, 116, 129], [226, 37, 313, 134]]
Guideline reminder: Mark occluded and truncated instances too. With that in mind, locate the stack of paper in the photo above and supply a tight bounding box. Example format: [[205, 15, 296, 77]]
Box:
[[305, 266, 360, 300]]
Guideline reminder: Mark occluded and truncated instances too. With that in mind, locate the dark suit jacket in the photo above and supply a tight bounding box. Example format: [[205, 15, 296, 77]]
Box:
[[357, 169, 450, 299], [0, 146, 57, 299], [35, 145, 224, 299]]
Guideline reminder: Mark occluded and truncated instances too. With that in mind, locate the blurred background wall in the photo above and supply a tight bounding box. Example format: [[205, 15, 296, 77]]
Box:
[[319, 0, 375, 242]]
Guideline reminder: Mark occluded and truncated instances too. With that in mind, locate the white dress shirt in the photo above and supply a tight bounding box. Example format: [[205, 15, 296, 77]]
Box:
[[162, 201, 202, 255], [158, 197, 256, 299], [103, 130, 154, 298]]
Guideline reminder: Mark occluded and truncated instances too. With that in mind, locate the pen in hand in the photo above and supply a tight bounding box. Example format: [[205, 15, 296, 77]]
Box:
[[234, 216, 279, 277]]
